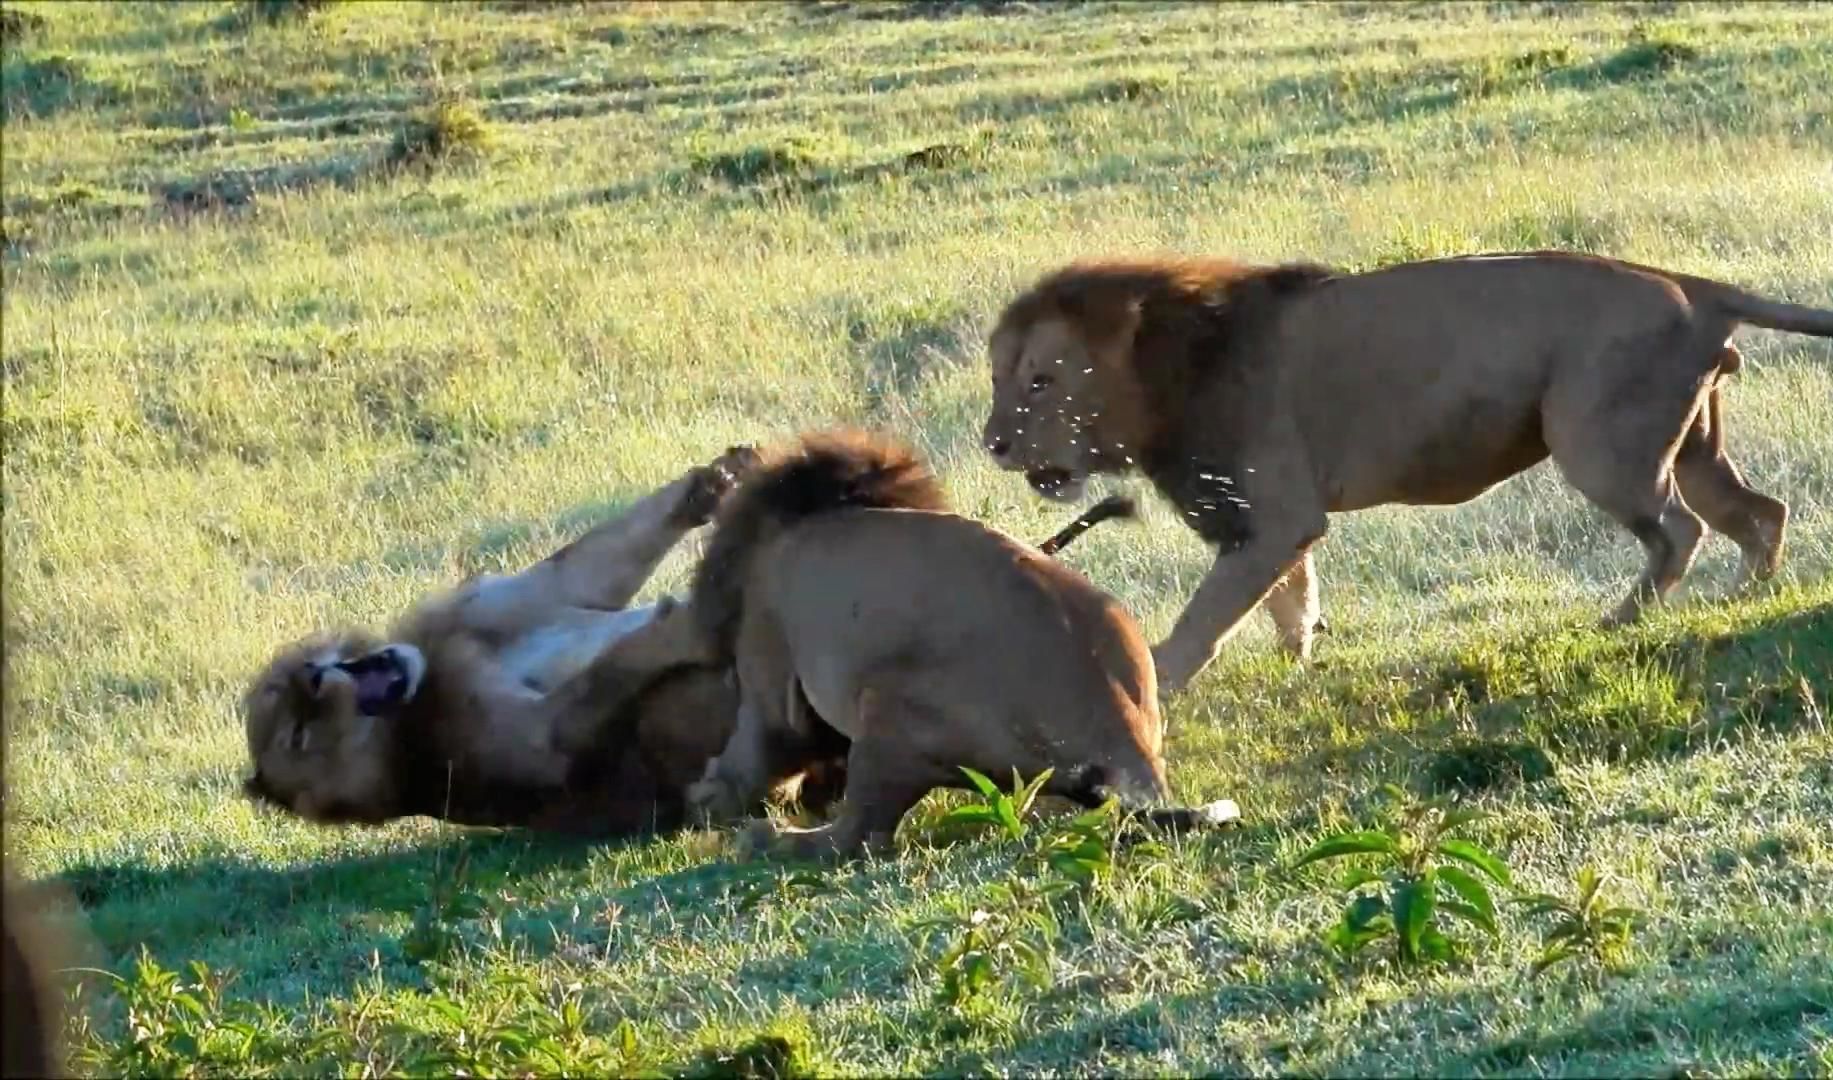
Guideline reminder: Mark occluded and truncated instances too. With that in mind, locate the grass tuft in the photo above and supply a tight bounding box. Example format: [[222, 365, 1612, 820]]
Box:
[[386, 98, 493, 170], [233, 0, 340, 27], [691, 132, 838, 187]]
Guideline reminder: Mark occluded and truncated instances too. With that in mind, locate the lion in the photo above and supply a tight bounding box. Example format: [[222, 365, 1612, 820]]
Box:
[[239, 447, 1129, 837], [238, 445, 833, 836], [679, 430, 1239, 862], [980, 251, 1833, 693]]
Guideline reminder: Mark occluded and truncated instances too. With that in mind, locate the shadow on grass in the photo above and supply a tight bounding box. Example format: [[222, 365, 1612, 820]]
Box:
[[52, 829, 605, 1002], [1343, 942, 1831, 1075], [1269, 600, 1833, 799]]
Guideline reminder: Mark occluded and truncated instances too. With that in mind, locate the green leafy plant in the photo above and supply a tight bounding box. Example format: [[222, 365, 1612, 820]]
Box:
[[1517, 864, 1644, 975], [1292, 785, 1513, 965], [400, 849, 491, 965], [942, 766, 1054, 841], [68, 950, 348, 1076], [919, 877, 1067, 1007], [917, 767, 1125, 1007]]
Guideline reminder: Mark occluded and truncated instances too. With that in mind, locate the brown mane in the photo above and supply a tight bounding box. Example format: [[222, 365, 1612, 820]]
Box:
[[690, 429, 947, 660], [995, 257, 1337, 458]]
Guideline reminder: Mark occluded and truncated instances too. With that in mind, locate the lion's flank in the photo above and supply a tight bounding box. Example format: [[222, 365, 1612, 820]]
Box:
[[690, 429, 947, 659]]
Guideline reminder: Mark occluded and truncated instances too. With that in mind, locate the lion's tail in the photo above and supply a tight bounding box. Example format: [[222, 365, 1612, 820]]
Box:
[[689, 429, 948, 661], [1073, 763, 1241, 835], [1678, 277, 1833, 338]]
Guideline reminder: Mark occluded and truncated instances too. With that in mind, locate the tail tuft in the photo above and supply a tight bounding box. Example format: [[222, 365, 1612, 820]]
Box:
[[690, 430, 947, 659]]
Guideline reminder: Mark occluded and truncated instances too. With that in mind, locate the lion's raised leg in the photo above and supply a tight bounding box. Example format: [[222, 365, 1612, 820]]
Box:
[[1263, 550, 1322, 660], [462, 447, 758, 639], [1672, 385, 1788, 586], [536, 446, 759, 612]]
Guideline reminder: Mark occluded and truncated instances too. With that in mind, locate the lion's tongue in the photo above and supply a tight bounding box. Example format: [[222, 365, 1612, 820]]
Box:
[[343, 664, 401, 714]]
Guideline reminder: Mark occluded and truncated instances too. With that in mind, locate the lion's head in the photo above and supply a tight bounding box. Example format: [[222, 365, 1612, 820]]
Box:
[[240, 629, 426, 823], [980, 270, 1156, 503], [982, 258, 1334, 500]]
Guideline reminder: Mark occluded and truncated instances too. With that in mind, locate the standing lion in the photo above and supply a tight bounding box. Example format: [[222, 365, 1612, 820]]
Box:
[[980, 251, 1833, 693]]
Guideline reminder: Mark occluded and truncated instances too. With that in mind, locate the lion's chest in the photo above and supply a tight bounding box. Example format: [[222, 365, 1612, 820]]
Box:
[[1148, 456, 1255, 551], [495, 603, 665, 694]]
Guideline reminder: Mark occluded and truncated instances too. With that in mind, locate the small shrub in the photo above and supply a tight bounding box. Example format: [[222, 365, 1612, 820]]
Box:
[[3, 51, 84, 110], [1427, 738, 1556, 794], [1367, 221, 1472, 269], [68, 950, 348, 1075], [387, 99, 493, 169], [682, 1033, 814, 1080], [1602, 25, 1701, 80], [902, 141, 976, 170], [1518, 864, 1644, 976], [917, 768, 1123, 1008], [1096, 74, 1172, 102], [400, 849, 492, 965], [691, 133, 831, 186], [1509, 45, 1574, 74], [1292, 785, 1513, 966], [943, 766, 1054, 842]]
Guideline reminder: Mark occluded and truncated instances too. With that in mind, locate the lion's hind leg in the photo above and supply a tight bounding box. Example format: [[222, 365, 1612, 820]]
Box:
[[1545, 337, 1714, 627], [1672, 381, 1788, 586], [736, 689, 946, 863], [1263, 550, 1323, 660]]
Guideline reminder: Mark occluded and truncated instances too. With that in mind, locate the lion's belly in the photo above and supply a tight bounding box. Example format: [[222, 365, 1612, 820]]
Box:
[[1309, 366, 1551, 512], [495, 602, 665, 692]]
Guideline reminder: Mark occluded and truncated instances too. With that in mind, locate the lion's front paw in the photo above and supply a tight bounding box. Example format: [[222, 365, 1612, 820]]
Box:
[[712, 444, 762, 482]]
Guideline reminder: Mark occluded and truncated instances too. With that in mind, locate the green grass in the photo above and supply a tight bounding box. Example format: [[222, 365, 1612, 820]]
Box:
[[4, 0, 1832, 1074]]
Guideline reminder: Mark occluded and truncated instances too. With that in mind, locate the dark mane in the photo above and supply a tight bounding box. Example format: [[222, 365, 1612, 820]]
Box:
[[997, 257, 1337, 550]]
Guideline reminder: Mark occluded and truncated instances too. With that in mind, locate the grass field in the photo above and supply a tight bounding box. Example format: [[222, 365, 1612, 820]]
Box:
[[4, 0, 1832, 1074]]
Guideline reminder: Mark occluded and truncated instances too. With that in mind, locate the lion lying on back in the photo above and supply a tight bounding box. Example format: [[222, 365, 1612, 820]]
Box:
[[240, 446, 1137, 837], [239, 446, 854, 835], [981, 251, 1833, 693], [681, 430, 1237, 861]]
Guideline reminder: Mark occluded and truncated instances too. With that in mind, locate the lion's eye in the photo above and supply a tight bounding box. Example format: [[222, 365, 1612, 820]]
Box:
[[1029, 372, 1054, 394]]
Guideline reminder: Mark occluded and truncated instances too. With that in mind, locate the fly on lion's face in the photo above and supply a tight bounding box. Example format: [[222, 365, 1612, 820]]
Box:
[[981, 309, 1145, 505]]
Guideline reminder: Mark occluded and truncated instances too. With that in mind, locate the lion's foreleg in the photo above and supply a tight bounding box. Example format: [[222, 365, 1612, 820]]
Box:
[[686, 698, 774, 826], [1154, 533, 1319, 694], [531, 447, 758, 613], [734, 716, 935, 863]]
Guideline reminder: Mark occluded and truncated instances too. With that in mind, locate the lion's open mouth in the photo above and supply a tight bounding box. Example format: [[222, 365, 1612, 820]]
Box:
[[336, 649, 411, 716], [1025, 468, 1086, 502]]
